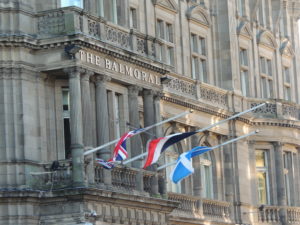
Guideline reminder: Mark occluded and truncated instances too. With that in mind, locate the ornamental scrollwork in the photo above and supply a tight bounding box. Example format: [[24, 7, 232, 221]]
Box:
[[199, 87, 227, 107], [166, 78, 197, 97], [250, 102, 276, 115], [282, 104, 298, 119], [88, 20, 99, 37], [105, 25, 130, 49]]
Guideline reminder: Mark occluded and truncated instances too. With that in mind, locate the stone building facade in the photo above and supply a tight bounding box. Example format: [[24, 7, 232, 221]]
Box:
[[0, 0, 300, 224]]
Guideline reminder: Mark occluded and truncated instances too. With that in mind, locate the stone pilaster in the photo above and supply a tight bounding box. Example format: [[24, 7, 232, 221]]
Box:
[[273, 142, 288, 225], [154, 92, 163, 138], [64, 67, 85, 187], [94, 74, 111, 160], [81, 70, 94, 148]]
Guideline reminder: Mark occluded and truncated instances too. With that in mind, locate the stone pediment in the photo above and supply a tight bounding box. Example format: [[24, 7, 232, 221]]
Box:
[[153, 0, 178, 13], [186, 5, 210, 27], [280, 39, 294, 58], [237, 22, 253, 39], [257, 30, 277, 49]]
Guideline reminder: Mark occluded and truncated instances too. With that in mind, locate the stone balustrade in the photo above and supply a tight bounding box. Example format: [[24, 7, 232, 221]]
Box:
[[167, 192, 201, 217], [287, 206, 300, 223], [202, 198, 231, 221], [111, 166, 138, 190], [257, 206, 280, 223]]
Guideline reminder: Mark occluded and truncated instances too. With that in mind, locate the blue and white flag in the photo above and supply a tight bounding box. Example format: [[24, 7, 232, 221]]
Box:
[[170, 146, 212, 183], [96, 158, 115, 169]]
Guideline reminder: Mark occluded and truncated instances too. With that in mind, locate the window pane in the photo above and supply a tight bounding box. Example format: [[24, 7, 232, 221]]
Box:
[[114, 93, 121, 138], [192, 57, 198, 79], [129, 8, 137, 29], [191, 34, 198, 53], [167, 47, 174, 66], [157, 20, 164, 39], [166, 23, 173, 43], [260, 57, 266, 74], [261, 77, 267, 98], [199, 59, 207, 83], [267, 59, 272, 76], [240, 49, 248, 66], [61, 0, 83, 8], [255, 150, 266, 167], [284, 68, 290, 83], [157, 44, 163, 61], [284, 86, 291, 101], [257, 172, 268, 204], [268, 79, 273, 98], [241, 70, 249, 96], [199, 37, 206, 55]]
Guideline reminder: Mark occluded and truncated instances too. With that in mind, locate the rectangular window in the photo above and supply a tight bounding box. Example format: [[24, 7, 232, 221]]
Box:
[[199, 59, 207, 82], [166, 47, 174, 66], [284, 67, 290, 83], [241, 70, 249, 96], [260, 56, 273, 98], [129, 7, 137, 29], [240, 49, 248, 66], [283, 152, 292, 206], [284, 86, 291, 101], [157, 20, 164, 39], [191, 34, 198, 53], [166, 23, 173, 43], [256, 150, 270, 205], [62, 88, 71, 159], [157, 43, 163, 62], [61, 0, 83, 8], [199, 37, 206, 56]]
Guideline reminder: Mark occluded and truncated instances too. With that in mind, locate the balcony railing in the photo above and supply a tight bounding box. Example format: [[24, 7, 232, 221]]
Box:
[[287, 206, 300, 224], [202, 198, 231, 222], [257, 206, 280, 223]]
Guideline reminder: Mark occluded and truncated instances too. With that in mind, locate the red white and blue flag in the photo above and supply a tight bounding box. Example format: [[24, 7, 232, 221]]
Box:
[[143, 131, 197, 169], [95, 158, 115, 169], [110, 128, 145, 162]]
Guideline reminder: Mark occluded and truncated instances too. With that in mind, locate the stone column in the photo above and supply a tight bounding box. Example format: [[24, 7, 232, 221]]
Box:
[[95, 74, 111, 160], [273, 142, 288, 225], [154, 92, 163, 137], [81, 70, 94, 185], [64, 67, 85, 187], [143, 89, 155, 139], [128, 85, 144, 192]]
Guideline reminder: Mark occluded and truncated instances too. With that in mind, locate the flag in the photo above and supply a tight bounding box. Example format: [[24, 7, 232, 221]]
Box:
[[96, 158, 115, 169], [143, 131, 197, 169], [170, 146, 212, 183], [111, 128, 145, 162]]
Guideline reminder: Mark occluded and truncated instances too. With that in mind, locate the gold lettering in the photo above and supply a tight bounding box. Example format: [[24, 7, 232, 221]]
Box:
[[111, 62, 118, 72], [125, 66, 133, 76], [149, 74, 155, 83], [87, 52, 94, 64], [141, 72, 147, 81], [95, 56, 101, 66], [105, 59, 111, 69], [134, 69, 141, 79], [79, 50, 86, 61]]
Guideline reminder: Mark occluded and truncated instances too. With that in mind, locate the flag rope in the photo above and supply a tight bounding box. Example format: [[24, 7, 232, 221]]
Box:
[[157, 130, 259, 171], [122, 102, 265, 165], [83, 110, 193, 156]]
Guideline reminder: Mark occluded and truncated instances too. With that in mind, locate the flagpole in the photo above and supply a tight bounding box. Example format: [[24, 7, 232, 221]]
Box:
[[195, 103, 265, 133], [157, 130, 259, 171], [122, 103, 265, 165], [84, 110, 193, 156]]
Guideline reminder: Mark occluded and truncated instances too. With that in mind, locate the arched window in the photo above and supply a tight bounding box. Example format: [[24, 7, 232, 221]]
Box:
[[165, 144, 182, 193], [200, 152, 214, 199]]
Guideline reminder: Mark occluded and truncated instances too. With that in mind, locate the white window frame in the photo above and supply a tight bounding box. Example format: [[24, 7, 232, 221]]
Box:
[[256, 150, 270, 205], [191, 33, 207, 82], [259, 56, 273, 98]]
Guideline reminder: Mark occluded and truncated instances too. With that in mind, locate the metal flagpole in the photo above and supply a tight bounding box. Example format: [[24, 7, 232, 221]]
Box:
[[84, 110, 193, 156], [157, 130, 259, 171], [122, 103, 265, 165]]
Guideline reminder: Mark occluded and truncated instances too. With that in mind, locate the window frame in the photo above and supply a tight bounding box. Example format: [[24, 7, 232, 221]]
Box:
[[255, 150, 270, 205]]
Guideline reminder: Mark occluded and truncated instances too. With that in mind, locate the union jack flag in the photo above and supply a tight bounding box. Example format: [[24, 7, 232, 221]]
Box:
[[110, 128, 145, 162], [95, 158, 115, 169]]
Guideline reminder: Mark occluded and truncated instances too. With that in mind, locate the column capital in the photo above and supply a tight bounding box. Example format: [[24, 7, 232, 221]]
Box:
[[128, 85, 142, 96], [247, 140, 256, 146], [272, 141, 284, 149], [64, 67, 85, 78], [143, 89, 156, 96], [81, 70, 94, 82], [94, 74, 111, 85]]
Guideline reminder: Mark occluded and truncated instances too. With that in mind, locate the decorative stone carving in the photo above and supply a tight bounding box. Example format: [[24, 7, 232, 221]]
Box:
[[38, 11, 65, 35], [137, 38, 146, 54], [199, 87, 227, 107], [105, 25, 130, 49], [94, 74, 111, 85], [88, 20, 99, 37], [250, 102, 276, 115], [282, 104, 298, 119], [166, 78, 197, 97], [128, 85, 142, 96]]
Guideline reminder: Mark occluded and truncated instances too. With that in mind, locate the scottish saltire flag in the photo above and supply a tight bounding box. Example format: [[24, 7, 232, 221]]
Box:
[[96, 158, 115, 169], [170, 146, 212, 183], [110, 128, 145, 162], [143, 131, 197, 169]]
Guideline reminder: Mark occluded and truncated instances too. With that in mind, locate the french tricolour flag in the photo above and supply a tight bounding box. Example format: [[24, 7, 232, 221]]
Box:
[[143, 131, 197, 169], [110, 128, 145, 162]]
